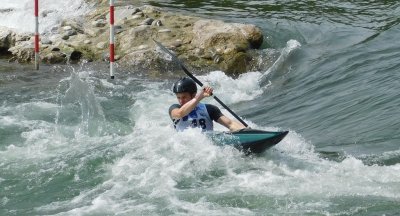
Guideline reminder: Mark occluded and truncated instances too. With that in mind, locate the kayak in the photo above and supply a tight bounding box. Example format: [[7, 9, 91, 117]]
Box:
[[209, 128, 289, 154]]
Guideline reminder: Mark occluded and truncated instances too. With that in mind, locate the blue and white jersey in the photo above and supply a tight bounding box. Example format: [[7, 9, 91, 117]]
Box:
[[171, 103, 214, 132]]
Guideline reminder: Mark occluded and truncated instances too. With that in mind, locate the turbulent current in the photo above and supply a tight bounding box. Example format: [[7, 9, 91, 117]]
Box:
[[1, 0, 400, 215]]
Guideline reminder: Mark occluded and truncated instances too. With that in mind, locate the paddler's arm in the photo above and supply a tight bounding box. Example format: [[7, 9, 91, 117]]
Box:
[[170, 87, 213, 119], [217, 116, 246, 132]]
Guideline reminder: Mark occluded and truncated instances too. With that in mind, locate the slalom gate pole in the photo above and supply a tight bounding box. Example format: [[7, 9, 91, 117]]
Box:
[[109, 0, 115, 79], [34, 0, 39, 70]]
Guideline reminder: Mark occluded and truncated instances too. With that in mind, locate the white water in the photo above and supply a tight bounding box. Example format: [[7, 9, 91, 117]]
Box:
[[0, 0, 91, 33], [2, 62, 400, 215]]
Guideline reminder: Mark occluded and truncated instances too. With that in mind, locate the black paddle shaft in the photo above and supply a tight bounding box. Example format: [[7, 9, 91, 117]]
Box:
[[154, 39, 248, 127]]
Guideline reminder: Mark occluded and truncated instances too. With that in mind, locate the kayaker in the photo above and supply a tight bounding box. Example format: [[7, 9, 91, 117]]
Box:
[[169, 77, 245, 132]]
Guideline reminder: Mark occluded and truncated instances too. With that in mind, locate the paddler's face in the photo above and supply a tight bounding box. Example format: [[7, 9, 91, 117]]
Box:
[[175, 92, 195, 105]]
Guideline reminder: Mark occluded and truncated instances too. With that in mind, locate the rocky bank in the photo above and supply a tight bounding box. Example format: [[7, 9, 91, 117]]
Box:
[[0, 3, 266, 76]]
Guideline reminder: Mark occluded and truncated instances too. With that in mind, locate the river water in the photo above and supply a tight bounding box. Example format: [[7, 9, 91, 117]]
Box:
[[1, 0, 400, 215]]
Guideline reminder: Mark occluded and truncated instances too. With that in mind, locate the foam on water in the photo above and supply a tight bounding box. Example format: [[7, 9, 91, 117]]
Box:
[[0, 0, 91, 33], [197, 71, 264, 104], [2, 57, 400, 215], [19, 69, 396, 215]]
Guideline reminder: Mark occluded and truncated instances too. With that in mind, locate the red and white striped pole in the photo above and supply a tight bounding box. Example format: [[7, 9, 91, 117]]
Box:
[[109, 0, 115, 79], [34, 0, 39, 70]]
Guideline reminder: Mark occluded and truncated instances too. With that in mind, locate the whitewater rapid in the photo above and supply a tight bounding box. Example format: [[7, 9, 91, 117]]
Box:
[[0, 0, 91, 33]]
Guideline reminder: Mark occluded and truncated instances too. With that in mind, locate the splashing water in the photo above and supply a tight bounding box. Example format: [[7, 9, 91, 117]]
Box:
[[0, 0, 91, 33], [259, 39, 301, 85], [56, 70, 107, 138]]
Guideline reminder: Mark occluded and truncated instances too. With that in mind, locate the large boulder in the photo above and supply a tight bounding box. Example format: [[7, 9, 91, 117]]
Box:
[[192, 20, 263, 52], [2, 5, 267, 76], [8, 41, 34, 63], [191, 20, 263, 75]]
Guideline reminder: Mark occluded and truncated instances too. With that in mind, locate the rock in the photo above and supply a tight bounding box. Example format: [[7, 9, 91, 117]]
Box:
[[132, 8, 141, 15], [128, 25, 151, 38], [42, 52, 67, 64], [49, 34, 62, 43], [63, 26, 73, 31], [170, 40, 183, 48], [131, 14, 143, 20], [191, 19, 264, 74], [158, 29, 171, 33], [64, 29, 77, 37], [137, 45, 149, 50], [140, 18, 154, 26], [1, 4, 267, 76], [152, 20, 163, 26], [92, 19, 107, 28], [61, 20, 84, 34], [85, 28, 101, 37], [15, 33, 31, 42], [96, 42, 107, 50], [140, 5, 162, 14], [221, 52, 251, 76], [115, 25, 124, 34], [8, 41, 34, 63], [50, 26, 59, 34], [0, 27, 13, 49], [192, 20, 263, 51], [41, 37, 52, 45]]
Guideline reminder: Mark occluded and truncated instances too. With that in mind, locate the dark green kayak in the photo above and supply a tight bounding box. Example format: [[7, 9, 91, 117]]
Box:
[[210, 128, 289, 154]]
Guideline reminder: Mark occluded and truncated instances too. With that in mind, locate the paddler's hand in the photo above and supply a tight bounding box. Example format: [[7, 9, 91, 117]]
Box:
[[200, 86, 213, 98]]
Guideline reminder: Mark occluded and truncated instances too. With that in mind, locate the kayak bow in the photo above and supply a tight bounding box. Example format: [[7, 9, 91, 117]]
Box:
[[210, 128, 289, 154]]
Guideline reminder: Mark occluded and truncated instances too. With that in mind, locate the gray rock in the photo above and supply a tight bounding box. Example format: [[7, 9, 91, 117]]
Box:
[[61, 35, 69, 40], [0, 27, 13, 48], [92, 19, 107, 28], [85, 28, 101, 37], [151, 20, 163, 26], [15, 33, 31, 42], [129, 25, 150, 36], [192, 20, 263, 51], [41, 37, 52, 45], [115, 25, 124, 34], [131, 14, 143, 20], [140, 18, 154, 26], [140, 5, 162, 14], [64, 29, 77, 37], [43, 52, 67, 64], [132, 8, 141, 15], [50, 26, 59, 34], [84, 40, 92, 44]]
